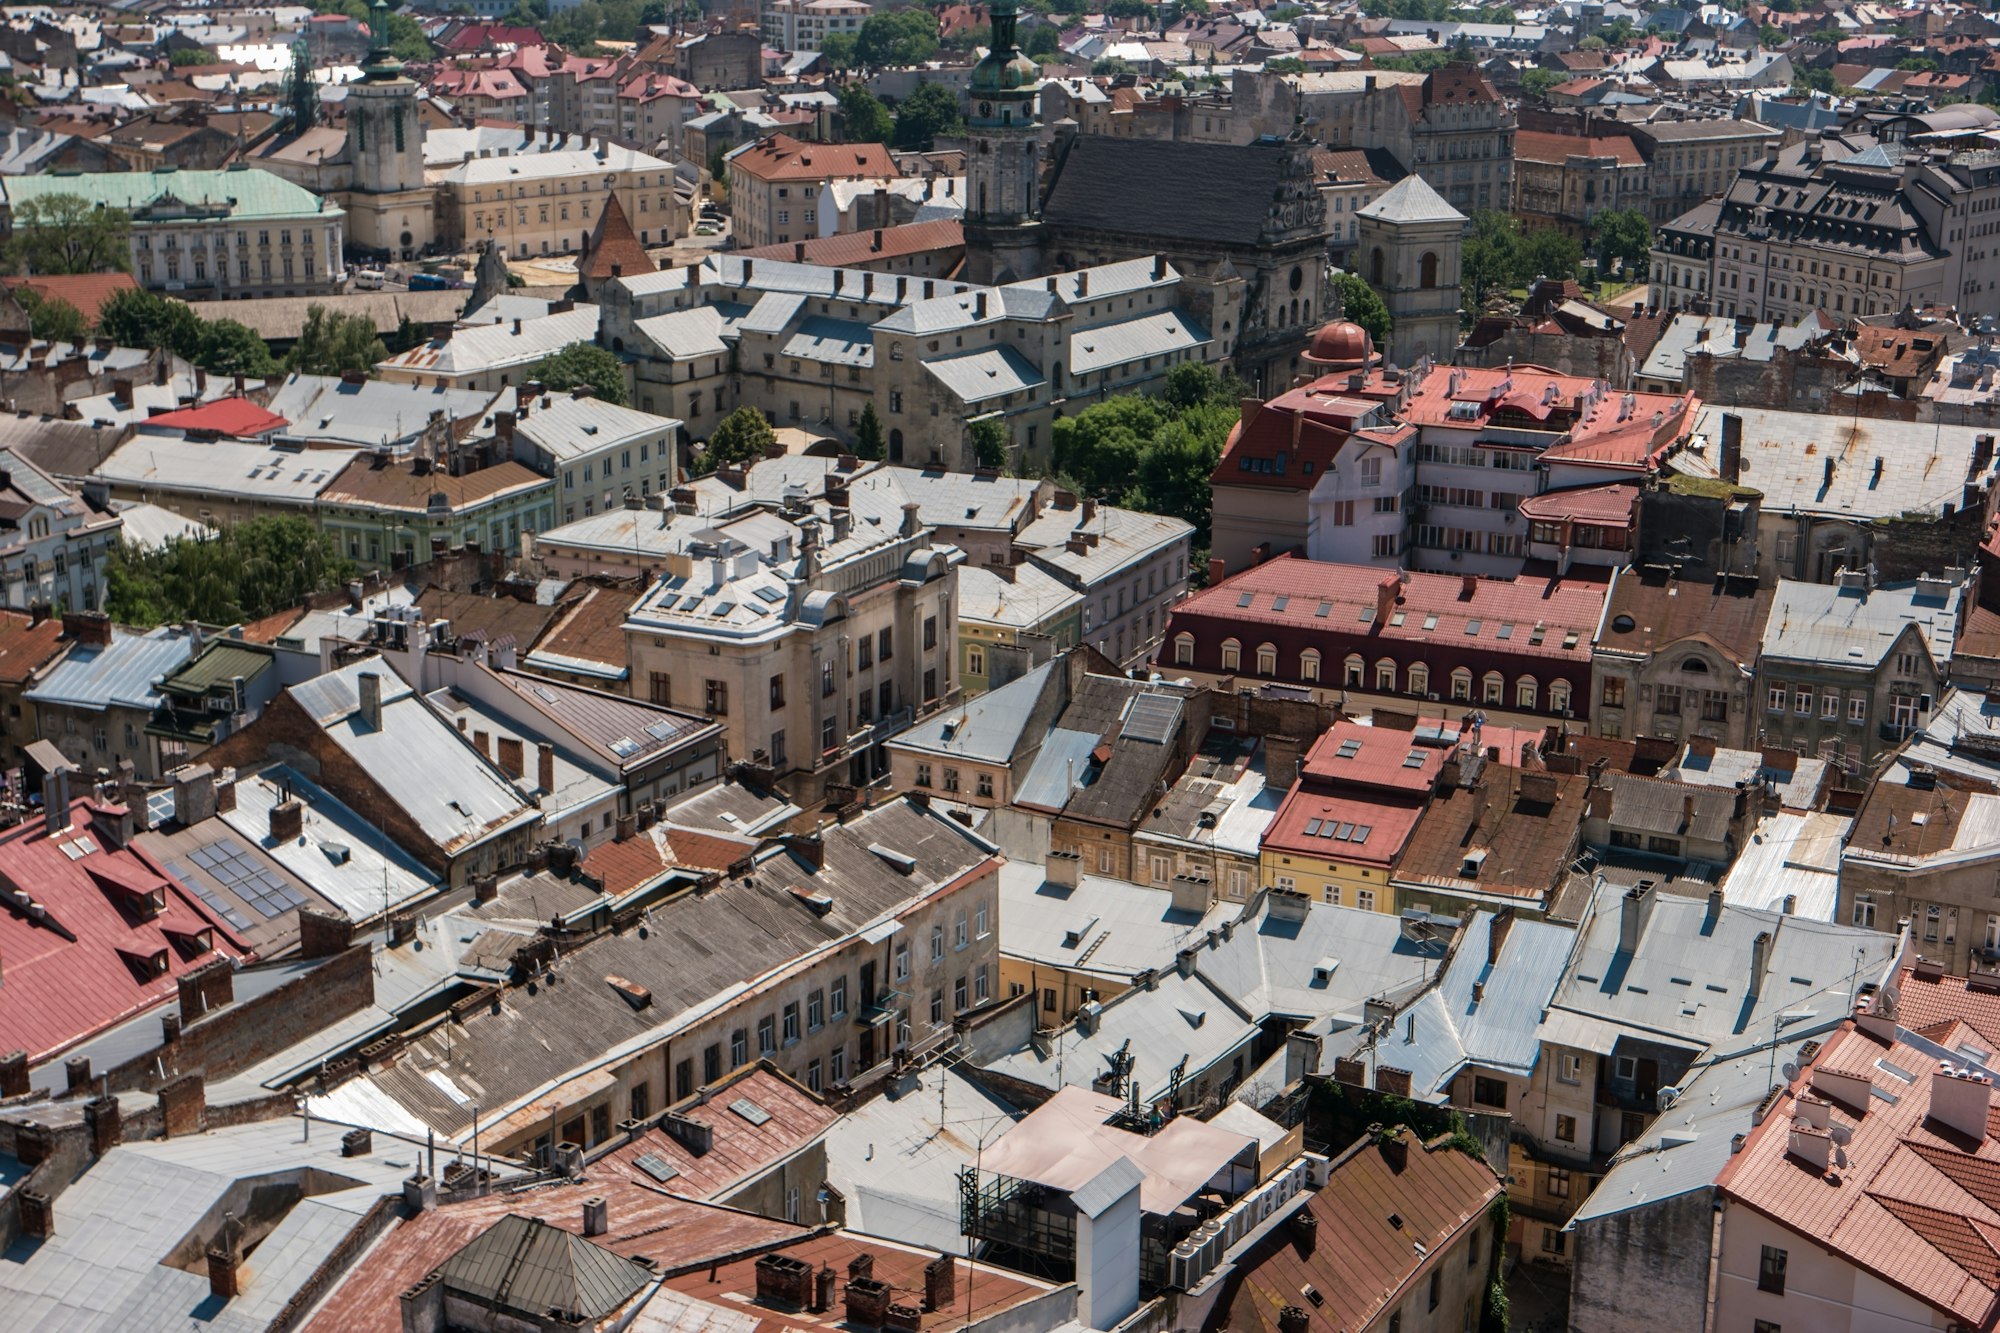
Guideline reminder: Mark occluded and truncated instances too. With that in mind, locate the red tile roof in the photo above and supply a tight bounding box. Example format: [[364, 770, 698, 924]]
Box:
[[1718, 1021, 2000, 1329], [730, 133, 897, 183], [579, 191, 656, 284], [0, 609, 68, 685], [304, 1180, 808, 1333], [580, 825, 756, 895], [440, 21, 546, 51], [595, 1065, 836, 1199], [1301, 719, 1447, 793], [659, 1231, 1056, 1333], [736, 219, 966, 268], [0, 799, 251, 1064], [1262, 782, 1425, 868], [1398, 362, 1697, 471], [1894, 966, 2000, 1053], [1514, 129, 1647, 167], [144, 396, 287, 437], [3, 272, 140, 326], [1204, 1129, 1502, 1333], [1516, 481, 1639, 526], [1211, 376, 1403, 492]]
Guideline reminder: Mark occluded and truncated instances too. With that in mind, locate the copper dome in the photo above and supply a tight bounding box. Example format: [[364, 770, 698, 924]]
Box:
[[1304, 319, 1376, 370]]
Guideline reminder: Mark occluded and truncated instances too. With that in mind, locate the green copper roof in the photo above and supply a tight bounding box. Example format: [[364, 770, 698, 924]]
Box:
[[4, 167, 341, 222]]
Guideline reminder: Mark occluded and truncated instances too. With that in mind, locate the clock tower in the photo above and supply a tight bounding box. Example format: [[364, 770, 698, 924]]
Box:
[[341, 0, 432, 261], [963, 0, 1043, 284]]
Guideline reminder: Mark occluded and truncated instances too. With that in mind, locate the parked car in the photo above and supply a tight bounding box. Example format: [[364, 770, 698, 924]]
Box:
[[351, 268, 385, 290], [408, 273, 452, 291]]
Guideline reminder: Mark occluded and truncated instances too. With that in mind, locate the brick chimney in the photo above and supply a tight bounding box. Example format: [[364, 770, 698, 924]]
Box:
[[158, 1072, 206, 1137], [1263, 734, 1304, 790], [497, 736, 524, 779], [206, 1214, 244, 1301], [1376, 1123, 1410, 1171], [0, 1049, 29, 1098], [357, 671, 383, 730], [923, 1255, 956, 1311], [298, 906, 354, 959], [845, 1277, 892, 1328], [538, 742, 555, 794], [269, 798, 303, 844]]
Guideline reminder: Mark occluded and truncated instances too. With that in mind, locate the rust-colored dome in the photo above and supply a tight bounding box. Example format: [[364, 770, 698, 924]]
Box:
[[1304, 319, 1375, 369]]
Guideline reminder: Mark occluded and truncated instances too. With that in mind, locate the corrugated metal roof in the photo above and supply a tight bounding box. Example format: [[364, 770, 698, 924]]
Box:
[[440, 1214, 651, 1320], [25, 625, 192, 712]]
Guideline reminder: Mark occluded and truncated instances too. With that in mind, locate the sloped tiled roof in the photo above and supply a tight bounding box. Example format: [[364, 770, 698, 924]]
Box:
[[440, 1213, 651, 1321], [579, 191, 655, 283]]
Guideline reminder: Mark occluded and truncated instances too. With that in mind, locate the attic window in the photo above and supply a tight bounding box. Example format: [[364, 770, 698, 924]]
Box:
[[1336, 738, 1362, 759], [869, 843, 916, 874], [729, 1097, 772, 1125], [1237, 592, 1255, 608], [1316, 602, 1332, 617], [1402, 751, 1426, 768]]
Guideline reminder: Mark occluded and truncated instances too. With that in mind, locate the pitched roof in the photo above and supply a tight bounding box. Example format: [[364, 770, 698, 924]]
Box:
[[1043, 135, 1297, 245], [2, 272, 139, 325], [597, 1065, 837, 1199], [579, 190, 655, 283], [735, 218, 966, 268], [1513, 128, 1647, 167], [729, 133, 896, 183], [1203, 1130, 1501, 1333], [1354, 172, 1466, 224], [143, 396, 287, 437], [439, 1213, 651, 1321]]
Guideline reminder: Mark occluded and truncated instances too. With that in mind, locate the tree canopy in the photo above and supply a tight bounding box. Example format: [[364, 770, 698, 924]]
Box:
[[893, 81, 963, 150], [1591, 208, 1652, 278], [839, 81, 893, 143], [12, 289, 87, 344], [698, 405, 777, 475], [4, 193, 131, 275], [970, 418, 1009, 470], [104, 516, 357, 629], [97, 289, 279, 377], [856, 9, 939, 66], [820, 31, 858, 67], [288, 305, 389, 377], [1332, 272, 1392, 347], [854, 400, 886, 460], [529, 340, 627, 405]]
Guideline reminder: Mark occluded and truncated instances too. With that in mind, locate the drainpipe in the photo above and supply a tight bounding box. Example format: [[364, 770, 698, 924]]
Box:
[[1702, 1192, 1725, 1332]]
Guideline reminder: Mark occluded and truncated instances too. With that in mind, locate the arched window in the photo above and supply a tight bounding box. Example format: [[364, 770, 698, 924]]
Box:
[[1408, 663, 1430, 697], [1344, 654, 1365, 687], [1174, 633, 1194, 666], [1370, 247, 1386, 285], [1376, 658, 1397, 691], [1680, 657, 1710, 673], [1549, 680, 1572, 714], [1420, 251, 1439, 288], [1451, 668, 1473, 701], [1256, 643, 1277, 676], [1221, 638, 1241, 672], [1482, 671, 1504, 704], [1517, 676, 1538, 710], [1301, 649, 1321, 682], [889, 428, 905, 461]]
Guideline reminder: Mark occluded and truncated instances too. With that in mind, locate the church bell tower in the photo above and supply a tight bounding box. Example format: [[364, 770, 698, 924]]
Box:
[[963, 0, 1044, 284]]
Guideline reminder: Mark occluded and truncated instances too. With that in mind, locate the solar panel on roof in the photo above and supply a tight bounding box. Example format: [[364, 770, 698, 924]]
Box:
[[729, 1097, 771, 1126], [633, 1152, 680, 1183], [1120, 693, 1182, 745], [168, 858, 255, 931], [182, 837, 307, 918]]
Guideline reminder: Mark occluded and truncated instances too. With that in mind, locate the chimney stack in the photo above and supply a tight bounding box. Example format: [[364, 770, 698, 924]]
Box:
[[357, 671, 383, 730], [1619, 882, 1654, 955], [538, 742, 555, 794], [583, 1195, 609, 1237], [497, 736, 525, 779], [1931, 1064, 1996, 1140], [1750, 929, 1772, 998], [269, 799, 303, 844], [1720, 412, 1743, 483]]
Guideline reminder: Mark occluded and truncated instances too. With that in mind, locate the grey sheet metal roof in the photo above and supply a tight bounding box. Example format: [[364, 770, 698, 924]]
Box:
[[440, 1213, 651, 1320], [1015, 726, 1109, 811], [1760, 575, 1960, 669], [781, 314, 875, 367], [887, 659, 1059, 763], [1068, 308, 1209, 375], [922, 345, 1045, 404], [25, 626, 192, 713]]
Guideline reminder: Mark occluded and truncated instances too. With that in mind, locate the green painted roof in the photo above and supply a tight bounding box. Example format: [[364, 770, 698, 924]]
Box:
[[5, 167, 342, 223], [161, 640, 274, 697]]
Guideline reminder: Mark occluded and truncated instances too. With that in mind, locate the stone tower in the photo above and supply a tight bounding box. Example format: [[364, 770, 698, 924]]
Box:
[[962, 0, 1044, 284], [1353, 174, 1467, 366], [342, 0, 432, 260]]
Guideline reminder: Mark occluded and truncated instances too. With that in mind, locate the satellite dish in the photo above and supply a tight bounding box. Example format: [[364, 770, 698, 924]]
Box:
[[1834, 1147, 1849, 1169], [1658, 1085, 1681, 1108], [1829, 1125, 1853, 1146], [1782, 1062, 1801, 1082]]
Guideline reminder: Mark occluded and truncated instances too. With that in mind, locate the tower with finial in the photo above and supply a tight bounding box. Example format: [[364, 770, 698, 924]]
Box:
[[341, 0, 432, 261], [962, 0, 1044, 284]]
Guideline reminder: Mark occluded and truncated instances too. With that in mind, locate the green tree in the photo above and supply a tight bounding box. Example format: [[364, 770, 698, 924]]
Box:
[[1128, 399, 1235, 542], [1896, 56, 1938, 72], [529, 340, 627, 405], [1517, 224, 1583, 285], [195, 318, 279, 377], [892, 81, 963, 151], [1520, 66, 1562, 97], [699, 405, 777, 474], [1759, 24, 1785, 46], [1460, 208, 1520, 308], [12, 289, 88, 343], [104, 516, 357, 628], [1263, 56, 1306, 73], [1591, 207, 1652, 277], [1332, 271, 1392, 346], [1372, 49, 1450, 72], [839, 81, 893, 143], [385, 9, 435, 60], [820, 31, 858, 67], [1051, 395, 1165, 499], [98, 289, 202, 355], [1092, 55, 1135, 74], [4, 193, 131, 275], [285, 40, 319, 130], [853, 400, 886, 460], [1024, 23, 1060, 56], [943, 23, 991, 50], [1792, 66, 1836, 94], [856, 8, 939, 65], [970, 417, 1009, 469], [287, 304, 388, 376], [169, 46, 222, 66]]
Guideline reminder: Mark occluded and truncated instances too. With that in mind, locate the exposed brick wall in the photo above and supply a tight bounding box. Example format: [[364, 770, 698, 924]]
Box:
[[175, 958, 234, 1021], [104, 945, 374, 1094], [158, 1072, 206, 1137], [202, 692, 455, 878]]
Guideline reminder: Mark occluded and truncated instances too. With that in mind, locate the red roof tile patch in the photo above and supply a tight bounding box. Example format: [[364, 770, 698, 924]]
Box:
[[736, 218, 966, 268], [1301, 719, 1446, 792], [730, 133, 897, 183], [579, 191, 655, 283], [595, 1065, 835, 1199], [1516, 481, 1639, 526], [144, 396, 287, 437], [1514, 129, 1646, 167], [3, 272, 140, 326]]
